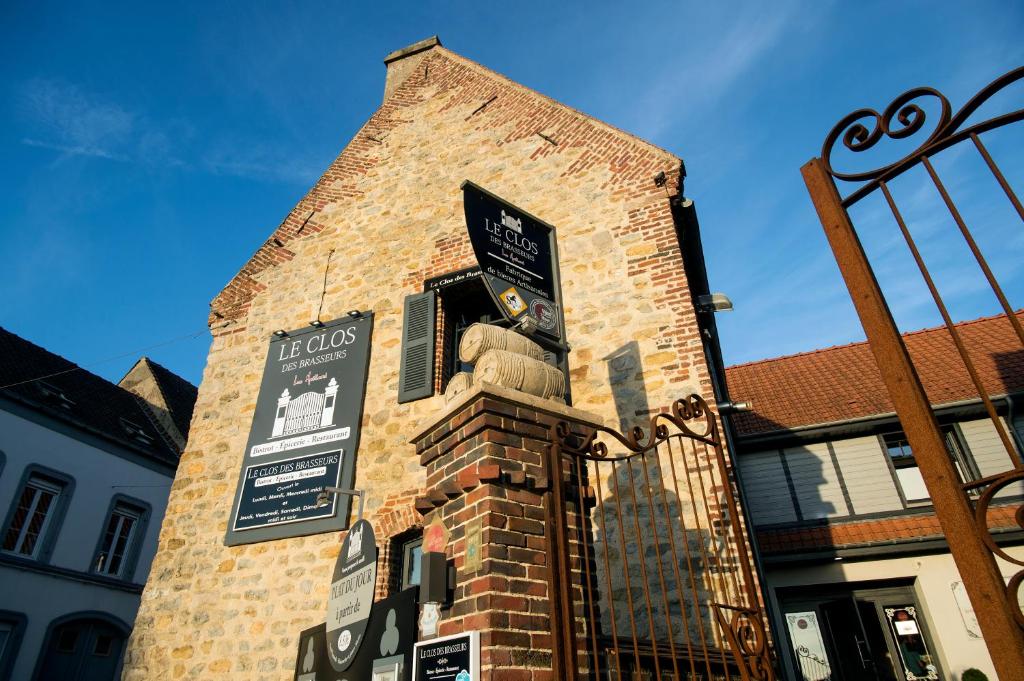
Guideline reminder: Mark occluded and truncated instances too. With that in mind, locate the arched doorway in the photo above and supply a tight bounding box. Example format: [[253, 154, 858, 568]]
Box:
[[35, 614, 128, 681]]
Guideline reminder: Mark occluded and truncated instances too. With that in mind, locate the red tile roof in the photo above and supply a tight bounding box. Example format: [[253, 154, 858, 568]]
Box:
[[725, 311, 1024, 437], [756, 504, 1020, 555]]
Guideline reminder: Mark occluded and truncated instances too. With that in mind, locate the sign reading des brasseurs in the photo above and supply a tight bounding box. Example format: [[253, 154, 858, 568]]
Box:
[[224, 314, 373, 546], [413, 631, 479, 681], [462, 181, 564, 343]]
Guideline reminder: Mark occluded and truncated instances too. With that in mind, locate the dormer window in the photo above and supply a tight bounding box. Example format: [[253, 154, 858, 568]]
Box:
[[119, 419, 153, 446], [37, 382, 74, 410]]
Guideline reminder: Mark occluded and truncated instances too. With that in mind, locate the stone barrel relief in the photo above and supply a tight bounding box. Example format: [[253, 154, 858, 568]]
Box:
[[444, 323, 564, 403]]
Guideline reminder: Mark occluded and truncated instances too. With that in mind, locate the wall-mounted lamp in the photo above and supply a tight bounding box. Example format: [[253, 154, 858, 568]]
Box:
[[273, 330, 289, 338], [315, 486, 365, 522], [696, 293, 734, 313], [718, 400, 753, 413], [347, 310, 363, 319], [309, 319, 325, 328]]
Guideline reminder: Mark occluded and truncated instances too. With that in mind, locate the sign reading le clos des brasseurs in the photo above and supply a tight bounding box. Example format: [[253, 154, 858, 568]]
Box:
[[462, 180, 562, 342], [225, 315, 373, 546]]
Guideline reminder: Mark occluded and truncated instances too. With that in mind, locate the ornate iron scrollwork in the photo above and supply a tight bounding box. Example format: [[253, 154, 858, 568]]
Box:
[[713, 603, 777, 681], [821, 66, 1024, 204], [553, 394, 719, 461], [971, 468, 1024, 628]]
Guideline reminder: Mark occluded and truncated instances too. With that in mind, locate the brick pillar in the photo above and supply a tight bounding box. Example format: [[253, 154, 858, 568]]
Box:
[[411, 383, 602, 681]]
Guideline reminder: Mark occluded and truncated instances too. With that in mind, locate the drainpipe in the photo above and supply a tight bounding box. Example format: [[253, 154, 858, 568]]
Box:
[[670, 195, 784, 672], [1007, 392, 1024, 454]]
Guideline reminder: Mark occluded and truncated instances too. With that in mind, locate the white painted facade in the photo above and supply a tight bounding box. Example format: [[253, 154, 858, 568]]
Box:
[[736, 414, 1023, 681], [0, 402, 175, 680]]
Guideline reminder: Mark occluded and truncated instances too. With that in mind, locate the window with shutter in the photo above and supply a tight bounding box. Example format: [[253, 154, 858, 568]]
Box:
[[401, 273, 571, 403], [398, 291, 437, 403]]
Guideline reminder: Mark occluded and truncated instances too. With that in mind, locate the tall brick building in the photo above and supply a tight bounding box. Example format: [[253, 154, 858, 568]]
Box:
[[123, 37, 742, 680]]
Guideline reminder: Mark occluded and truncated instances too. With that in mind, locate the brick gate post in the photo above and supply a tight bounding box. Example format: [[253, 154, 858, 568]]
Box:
[[410, 383, 602, 681]]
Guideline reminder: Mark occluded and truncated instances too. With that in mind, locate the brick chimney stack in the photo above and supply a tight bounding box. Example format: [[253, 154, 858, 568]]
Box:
[[383, 35, 442, 100]]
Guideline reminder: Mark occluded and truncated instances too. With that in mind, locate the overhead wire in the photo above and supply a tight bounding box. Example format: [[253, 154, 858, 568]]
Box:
[[0, 321, 231, 390]]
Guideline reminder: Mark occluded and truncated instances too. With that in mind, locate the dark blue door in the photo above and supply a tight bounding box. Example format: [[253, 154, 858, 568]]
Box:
[[38, 618, 124, 681]]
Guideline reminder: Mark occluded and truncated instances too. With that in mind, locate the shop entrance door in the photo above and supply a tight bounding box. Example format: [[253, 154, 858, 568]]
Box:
[[819, 596, 896, 681], [783, 584, 942, 681]]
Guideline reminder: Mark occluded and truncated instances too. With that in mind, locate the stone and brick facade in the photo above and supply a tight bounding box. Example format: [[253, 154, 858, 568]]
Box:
[[123, 36, 727, 680]]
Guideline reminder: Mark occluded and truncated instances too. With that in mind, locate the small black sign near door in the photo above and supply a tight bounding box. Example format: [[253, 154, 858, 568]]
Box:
[[413, 631, 479, 681], [225, 314, 373, 546], [462, 181, 564, 342]]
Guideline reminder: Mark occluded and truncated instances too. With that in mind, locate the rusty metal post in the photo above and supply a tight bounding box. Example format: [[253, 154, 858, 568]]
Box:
[[801, 156, 1024, 680], [545, 437, 580, 681]]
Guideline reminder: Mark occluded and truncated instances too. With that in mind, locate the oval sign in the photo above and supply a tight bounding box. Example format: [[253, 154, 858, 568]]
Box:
[[326, 519, 378, 671]]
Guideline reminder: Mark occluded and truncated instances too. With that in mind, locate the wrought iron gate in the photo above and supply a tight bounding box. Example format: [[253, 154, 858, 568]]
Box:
[[545, 395, 775, 681], [801, 66, 1024, 679]]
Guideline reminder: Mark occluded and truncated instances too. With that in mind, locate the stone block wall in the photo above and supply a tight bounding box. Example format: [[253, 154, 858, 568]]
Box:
[[123, 39, 727, 680]]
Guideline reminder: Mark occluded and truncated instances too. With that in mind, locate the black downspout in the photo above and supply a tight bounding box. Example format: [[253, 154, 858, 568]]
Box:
[[670, 192, 782, 664], [1007, 392, 1024, 454]]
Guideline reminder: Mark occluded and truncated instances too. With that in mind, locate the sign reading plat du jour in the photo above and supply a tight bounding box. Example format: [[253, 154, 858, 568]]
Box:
[[225, 314, 373, 546], [326, 519, 378, 671]]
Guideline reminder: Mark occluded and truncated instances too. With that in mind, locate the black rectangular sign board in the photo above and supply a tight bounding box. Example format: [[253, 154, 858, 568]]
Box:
[[225, 314, 373, 546], [462, 181, 564, 342], [413, 631, 479, 681], [232, 451, 343, 531]]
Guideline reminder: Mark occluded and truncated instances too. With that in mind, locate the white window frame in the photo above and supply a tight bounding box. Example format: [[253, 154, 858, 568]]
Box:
[[94, 504, 143, 578], [401, 536, 423, 590], [2, 476, 63, 558]]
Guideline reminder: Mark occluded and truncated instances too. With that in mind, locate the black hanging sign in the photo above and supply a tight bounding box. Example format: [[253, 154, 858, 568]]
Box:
[[462, 181, 564, 342], [225, 314, 373, 546], [326, 519, 378, 671]]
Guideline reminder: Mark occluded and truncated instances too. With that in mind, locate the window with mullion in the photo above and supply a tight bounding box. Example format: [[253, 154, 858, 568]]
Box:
[[884, 433, 915, 467], [94, 505, 141, 578], [882, 426, 977, 504], [401, 537, 423, 590], [2, 477, 61, 557]]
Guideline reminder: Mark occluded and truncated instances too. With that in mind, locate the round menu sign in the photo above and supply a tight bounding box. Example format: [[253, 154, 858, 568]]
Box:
[[326, 519, 378, 671]]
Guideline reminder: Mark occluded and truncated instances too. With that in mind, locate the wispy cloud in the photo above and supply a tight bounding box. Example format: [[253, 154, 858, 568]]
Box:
[[633, 2, 808, 140], [202, 149, 321, 185], [17, 78, 313, 184], [20, 79, 135, 161]]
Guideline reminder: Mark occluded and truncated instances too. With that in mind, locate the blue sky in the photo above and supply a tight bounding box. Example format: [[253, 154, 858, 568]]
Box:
[[1, 1, 1022, 387]]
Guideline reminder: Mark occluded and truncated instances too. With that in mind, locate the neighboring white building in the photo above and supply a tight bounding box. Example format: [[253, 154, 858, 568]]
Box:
[[0, 329, 196, 681], [725, 312, 1024, 681]]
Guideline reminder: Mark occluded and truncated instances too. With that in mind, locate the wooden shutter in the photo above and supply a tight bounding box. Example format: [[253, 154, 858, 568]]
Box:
[[398, 291, 436, 403]]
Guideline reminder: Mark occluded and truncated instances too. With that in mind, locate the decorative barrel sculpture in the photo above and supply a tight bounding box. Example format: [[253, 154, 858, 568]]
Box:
[[473, 349, 565, 400], [459, 323, 545, 364], [443, 371, 474, 403]]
